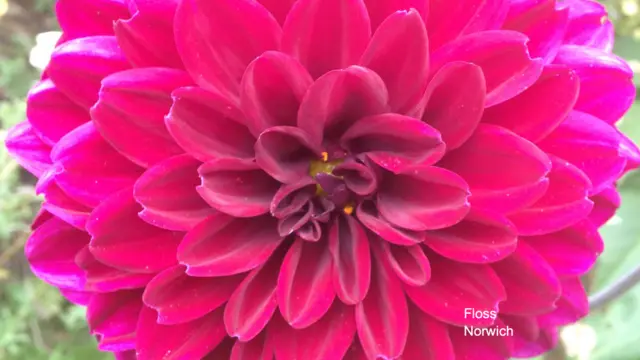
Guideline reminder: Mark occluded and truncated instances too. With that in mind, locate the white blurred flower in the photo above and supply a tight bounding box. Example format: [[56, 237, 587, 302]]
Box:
[[29, 31, 63, 71], [561, 323, 597, 360]]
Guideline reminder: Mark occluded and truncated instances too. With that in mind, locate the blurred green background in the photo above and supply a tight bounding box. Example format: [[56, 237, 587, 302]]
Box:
[[0, 1, 639, 359]]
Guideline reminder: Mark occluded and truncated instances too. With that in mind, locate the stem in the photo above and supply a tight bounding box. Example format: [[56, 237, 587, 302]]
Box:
[[589, 263, 640, 310]]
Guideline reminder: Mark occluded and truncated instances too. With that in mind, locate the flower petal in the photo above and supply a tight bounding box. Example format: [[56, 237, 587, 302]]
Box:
[[329, 214, 371, 304], [87, 290, 142, 352], [449, 322, 514, 359], [76, 247, 155, 292], [281, 0, 370, 78], [563, 0, 614, 51], [377, 166, 470, 231], [400, 305, 455, 360], [174, 0, 281, 102], [178, 213, 284, 276], [363, 0, 428, 31], [230, 330, 272, 360], [166, 87, 255, 162], [430, 30, 543, 107], [270, 179, 317, 219], [255, 126, 321, 183], [380, 242, 431, 287], [341, 113, 445, 173], [357, 200, 425, 245], [333, 160, 378, 196], [56, 0, 129, 39], [258, 0, 296, 24], [589, 185, 620, 227], [36, 170, 91, 229], [4, 121, 52, 177], [538, 276, 588, 327]]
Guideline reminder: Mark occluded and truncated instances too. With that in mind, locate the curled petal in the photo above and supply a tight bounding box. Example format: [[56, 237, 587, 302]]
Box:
[[134, 154, 215, 231], [178, 213, 283, 276], [363, 0, 428, 31], [277, 202, 313, 237], [255, 126, 321, 183], [589, 185, 620, 227], [166, 87, 254, 162], [198, 158, 280, 218], [87, 290, 142, 352], [36, 169, 91, 230], [333, 160, 378, 196], [174, 0, 281, 101], [76, 247, 154, 292], [270, 179, 317, 219], [538, 276, 589, 327], [357, 200, 425, 245], [380, 242, 431, 286], [563, 0, 614, 51], [281, 0, 370, 78], [423, 209, 518, 264], [377, 166, 471, 231], [4, 121, 52, 177]]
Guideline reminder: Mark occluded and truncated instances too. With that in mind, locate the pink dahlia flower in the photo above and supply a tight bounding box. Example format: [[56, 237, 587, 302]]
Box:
[[5, 0, 638, 358]]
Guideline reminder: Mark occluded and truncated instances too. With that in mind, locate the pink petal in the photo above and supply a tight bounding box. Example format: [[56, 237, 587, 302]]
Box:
[[554, 45, 635, 124], [136, 306, 226, 360], [405, 253, 506, 327], [430, 30, 543, 107], [224, 245, 286, 341], [174, 0, 281, 102], [230, 331, 272, 360], [380, 242, 431, 287], [203, 338, 235, 359], [115, 350, 137, 360], [87, 188, 183, 273], [363, 0, 428, 31], [356, 241, 409, 359], [47, 36, 130, 109], [589, 185, 620, 227], [341, 113, 445, 173], [198, 158, 280, 218], [270, 179, 317, 219], [563, 0, 614, 51], [357, 200, 426, 246], [270, 303, 356, 360], [51, 122, 143, 208], [26, 80, 88, 145], [59, 288, 92, 306], [524, 219, 603, 276], [419, 61, 486, 150], [482, 64, 580, 142], [360, 9, 429, 113], [343, 341, 368, 360], [76, 247, 155, 292], [166, 87, 255, 162], [87, 290, 142, 352], [329, 214, 372, 304], [278, 238, 335, 328], [281, 0, 370, 78], [509, 156, 594, 235], [258, 0, 296, 24], [377, 166, 471, 231], [333, 160, 378, 196], [400, 305, 455, 360], [538, 276, 588, 327], [143, 265, 242, 324], [440, 124, 551, 213], [114, 0, 184, 68], [56, 0, 129, 39], [5, 121, 52, 177], [91, 68, 192, 167], [134, 154, 215, 232], [509, 324, 558, 358], [423, 209, 518, 263], [240, 51, 313, 135], [449, 321, 514, 359], [492, 241, 562, 315], [25, 217, 88, 289], [537, 111, 626, 195], [36, 169, 91, 229], [297, 66, 389, 145], [178, 213, 284, 276]]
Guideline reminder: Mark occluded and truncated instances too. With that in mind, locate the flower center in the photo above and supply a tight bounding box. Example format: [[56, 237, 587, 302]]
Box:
[[309, 152, 354, 214]]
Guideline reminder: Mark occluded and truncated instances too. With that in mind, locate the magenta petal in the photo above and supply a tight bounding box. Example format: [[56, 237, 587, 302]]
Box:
[[203, 338, 235, 359], [134, 154, 215, 232], [563, 0, 614, 51], [136, 306, 226, 360], [59, 288, 92, 306], [297, 66, 389, 145], [174, 0, 281, 102], [51, 122, 143, 208], [270, 302, 356, 360], [440, 124, 551, 213], [224, 245, 285, 341], [270, 179, 317, 219], [87, 188, 183, 273], [282, 0, 370, 78], [56, 0, 129, 39], [419, 61, 486, 150], [357, 200, 425, 245], [380, 242, 431, 287], [278, 238, 335, 328], [36, 169, 91, 229], [377, 166, 470, 231], [401, 306, 455, 360], [230, 330, 272, 360], [509, 156, 594, 236], [114, 0, 184, 68], [27, 80, 87, 145], [405, 253, 506, 327], [329, 214, 372, 304], [538, 111, 626, 195], [178, 213, 283, 276], [241, 51, 313, 135], [47, 36, 130, 109], [333, 160, 378, 196], [258, 0, 296, 24], [524, 219, 603, 276], [538, 276, 589, 327], [143, 265, 242, 325], [356, 241, 409, 359], [492, 242, 562, 315], [4, 121, 52, 178], [198, 158, 280, 218], [483, 65, 580, 142], [166, 87, 255, 162], [343, 341, 368, 360], [431, 30, 543, 107], [25, 217, 88, 289], [92, 68, 192, 167], [87, 290, 142, 352], [360, 9, 429, 113], [554, 45, 635, 124], [76, 247, 155, 292], [363, 0, 428, 31], [589, 185, 620, 227], [341, 113, 445, 173], [449, 322, 514, 360], [255, 126, 320, 184], [423, 209, 518, 264]]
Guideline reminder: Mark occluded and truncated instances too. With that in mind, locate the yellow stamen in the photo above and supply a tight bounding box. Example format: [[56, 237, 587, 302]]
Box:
[[321, 151, 329, 162], [343, 203, 354, 215]]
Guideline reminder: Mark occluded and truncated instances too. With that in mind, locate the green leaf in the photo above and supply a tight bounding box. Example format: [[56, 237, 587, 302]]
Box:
[[613, 35, 640, 87]]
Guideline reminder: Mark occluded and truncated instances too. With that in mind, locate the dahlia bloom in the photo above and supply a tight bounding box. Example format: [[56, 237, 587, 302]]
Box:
[[5, 0, 638, 358]]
